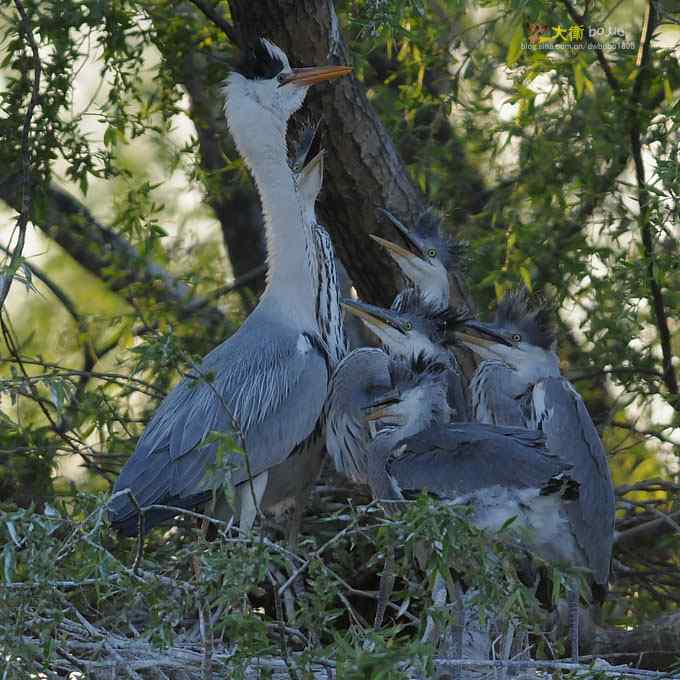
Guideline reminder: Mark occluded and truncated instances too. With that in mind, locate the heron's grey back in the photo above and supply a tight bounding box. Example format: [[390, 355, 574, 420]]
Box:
[[531, 376, 615, 586], [390, 423, 568, 499]]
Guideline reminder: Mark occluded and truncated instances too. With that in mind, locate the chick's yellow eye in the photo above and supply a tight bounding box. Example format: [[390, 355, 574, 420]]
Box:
[[511, 333, 521, 342], [427, 248, 437, 258], [403, 321, 413, 331]]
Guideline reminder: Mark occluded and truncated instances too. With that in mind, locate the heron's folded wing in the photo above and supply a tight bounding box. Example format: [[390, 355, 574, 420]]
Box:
[[231, 331, 330, 486], [110, 322, 330, 530], [390, 423, 567, 498], [531, 377, 615, 586]]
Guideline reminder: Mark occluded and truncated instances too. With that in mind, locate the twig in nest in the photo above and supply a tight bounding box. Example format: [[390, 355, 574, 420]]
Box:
[[267, 569, 302, 680]]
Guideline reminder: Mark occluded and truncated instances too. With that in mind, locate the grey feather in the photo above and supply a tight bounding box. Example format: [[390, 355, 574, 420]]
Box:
[[110, 309, 329, 534], [323, 348, 392, 483], [531, 377, 615, 587], [386, 423, 567, 500], [471, 360, 529, 426]]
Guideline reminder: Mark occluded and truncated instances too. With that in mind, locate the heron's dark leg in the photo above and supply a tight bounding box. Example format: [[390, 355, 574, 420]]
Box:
[[374, 541, 396, 628], [567, 584, 579, 663], [287, 488, 306, 549]]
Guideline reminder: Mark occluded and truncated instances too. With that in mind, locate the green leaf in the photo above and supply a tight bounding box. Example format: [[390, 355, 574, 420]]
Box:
[[574, 62, 585, 99], [519, 265, 532, 290], [498, 515, 517, 532], [506, 25, 524, 67]]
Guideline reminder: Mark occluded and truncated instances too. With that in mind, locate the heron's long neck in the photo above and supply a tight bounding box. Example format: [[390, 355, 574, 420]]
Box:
[[241, 125, 317, 325]]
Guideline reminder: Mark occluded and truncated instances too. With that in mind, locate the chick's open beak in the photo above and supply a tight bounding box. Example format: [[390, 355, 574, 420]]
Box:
[[454, 320, 511, 348], [363, 390, 401, 421], [369, 234, 422, 262], [373, 208, 426, 259]]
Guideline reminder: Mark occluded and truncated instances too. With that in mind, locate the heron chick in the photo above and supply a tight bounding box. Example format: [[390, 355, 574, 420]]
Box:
[[458, 288, 616, 661], [371, 208, 464, 312], [341, 292, 480, 420], [363, 361, 579, 555]]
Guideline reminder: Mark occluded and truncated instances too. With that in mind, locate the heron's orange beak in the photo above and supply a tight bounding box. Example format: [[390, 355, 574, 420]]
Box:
[[279, 65, 352, 87]]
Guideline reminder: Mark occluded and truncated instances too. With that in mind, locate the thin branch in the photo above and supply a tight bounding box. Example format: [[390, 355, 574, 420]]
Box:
[[277, 501, 380, 597], [0, 243, 83, 329], [0, 0, 41, 312], [185, 0, 239, 44], [611, 422, 679, 447], [628, 1, 678, 400], [0, 183, 231, 333], [561, 0, 621, 94], [570, 367, 663, 382], [0, 358, 166, 399], [0, 242, 105, 432], [616, 478, 680, 495], [193, 263, 267, 310], [432, 658, 668, 678], [615, 510, 680, 548]]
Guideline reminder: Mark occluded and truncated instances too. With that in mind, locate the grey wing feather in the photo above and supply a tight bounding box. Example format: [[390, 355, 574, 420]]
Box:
[[531, 377, 615, 586], [472, 361, 528, 426], [237, 334, 329, 484], [323, 348, 391, 483], [110, 316, 329, 533], [446, 367, 470, 422], [390, 423, 569, 499]]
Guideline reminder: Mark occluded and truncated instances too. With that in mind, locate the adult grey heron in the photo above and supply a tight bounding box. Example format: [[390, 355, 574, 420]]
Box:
[[341, 292, 470, 420], [371, 208, 463, 312], [457, 288, 616, 661], [110, 39, 350, 537]]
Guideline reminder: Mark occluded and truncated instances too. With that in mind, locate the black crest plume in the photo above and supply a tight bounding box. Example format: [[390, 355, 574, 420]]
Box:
[[388, 353, 447, 392], [440, 305, 473, 329], [397, 288, 446, 321], [495, 287, 557, 349], [233, 39, 285, 80], [414, 209, 441, 239]]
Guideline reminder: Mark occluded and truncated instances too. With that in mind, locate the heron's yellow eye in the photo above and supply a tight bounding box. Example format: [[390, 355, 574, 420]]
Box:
[[403, 321, 413, 332], [511, 333, 521, 342], [427, 248, 437, 258]]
